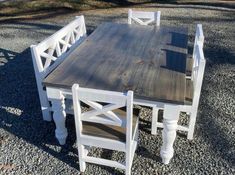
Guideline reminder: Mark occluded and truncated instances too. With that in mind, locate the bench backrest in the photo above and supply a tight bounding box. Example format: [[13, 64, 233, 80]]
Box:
[[31, 16, 87, 79]]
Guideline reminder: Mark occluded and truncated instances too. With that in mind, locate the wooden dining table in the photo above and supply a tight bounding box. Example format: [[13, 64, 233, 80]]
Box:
[[43, 22, 189, 164]]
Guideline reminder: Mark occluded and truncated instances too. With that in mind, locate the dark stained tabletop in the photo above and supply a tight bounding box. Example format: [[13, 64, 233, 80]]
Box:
[[43, 22, 189, 104]]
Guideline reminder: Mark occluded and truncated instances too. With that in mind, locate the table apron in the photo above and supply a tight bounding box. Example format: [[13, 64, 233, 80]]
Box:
[[46, 87, 192, 112]]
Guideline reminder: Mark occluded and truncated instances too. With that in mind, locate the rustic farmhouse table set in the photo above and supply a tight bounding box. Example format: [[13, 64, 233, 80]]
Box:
[[30, 11, 205, 174], [44, 22, 188, 159]]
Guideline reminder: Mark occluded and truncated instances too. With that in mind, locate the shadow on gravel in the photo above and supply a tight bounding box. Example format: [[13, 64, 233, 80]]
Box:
[[199, 101, 235, 166], [0, 8, 75, 24], [0, 48, 79, 170], [0, 48, 18, 66], [205, 46, 235, 65]]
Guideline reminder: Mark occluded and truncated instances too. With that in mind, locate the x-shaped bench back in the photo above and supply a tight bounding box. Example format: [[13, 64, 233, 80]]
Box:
[[33, 16, 86, 79]]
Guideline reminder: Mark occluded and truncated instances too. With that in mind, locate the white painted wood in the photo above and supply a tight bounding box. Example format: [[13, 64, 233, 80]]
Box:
[[84, 156, 126, 170], [30, 16, 87, 121], [80, 136, 126, 152], [151, 106, 159, 135], [189, 24, 204, 80], [128, 9, 161, 26], [160, 105, 180, 164], [150, 25, 206, 140], [188, 43, 206, 139], [156, 123, 189, 132], [72, 84, 138, 174], [30, 45, 51, 121], [47, 88, 68, 145], [193, 24, 204, 60]]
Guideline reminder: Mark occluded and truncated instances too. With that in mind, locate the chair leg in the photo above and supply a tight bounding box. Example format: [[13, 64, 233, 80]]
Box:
[[125, 150, 132, 175], [151, 107, 159, 135], [41, 107, 51, 121], [78, 144, 86, 172], [187, 112, 197, 140], [39, 89, 52, 121]]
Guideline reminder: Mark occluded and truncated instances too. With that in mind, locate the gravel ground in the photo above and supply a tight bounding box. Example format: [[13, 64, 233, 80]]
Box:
[[0, 4, 235, 175]]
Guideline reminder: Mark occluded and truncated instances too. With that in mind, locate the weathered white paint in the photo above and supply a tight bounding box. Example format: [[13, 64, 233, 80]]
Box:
[[151, 25, 206, 140], [160, 105, 180, 164], [128, 9, 161, 26], [72, 84, 138, 174], [30, 16, 87, 121]]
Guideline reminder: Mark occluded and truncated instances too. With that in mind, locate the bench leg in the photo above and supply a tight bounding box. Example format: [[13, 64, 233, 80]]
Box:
[[187, 112, 197, 140]]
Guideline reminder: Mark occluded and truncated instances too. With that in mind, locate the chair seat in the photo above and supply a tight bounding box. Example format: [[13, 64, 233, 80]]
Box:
[[82, 108, 140, 142], [185, 79, 194, 105], [186, 58, 193, 77]]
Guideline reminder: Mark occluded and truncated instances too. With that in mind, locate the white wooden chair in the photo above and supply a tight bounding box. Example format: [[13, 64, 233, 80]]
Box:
[[30, 16, 87, 121], [72, 84, 139, 175], [151, 41, 206, 140], [128, 9, 161, 26], [186, 24, 204, 79]]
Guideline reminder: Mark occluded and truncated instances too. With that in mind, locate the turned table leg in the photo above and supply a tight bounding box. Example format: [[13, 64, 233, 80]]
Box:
[[160, 105, 180, 164], [47, 87, 68, 145]]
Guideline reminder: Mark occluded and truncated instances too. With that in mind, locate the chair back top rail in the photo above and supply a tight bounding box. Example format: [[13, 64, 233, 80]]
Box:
[[128, 9, 161, 26]]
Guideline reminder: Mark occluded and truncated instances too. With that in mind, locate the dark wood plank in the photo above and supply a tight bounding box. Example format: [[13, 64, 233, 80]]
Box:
[[185, 79, 194, 105], [186, 58, 193, 77], [43, 23, 189, 104], [82, 108, 139, 142]]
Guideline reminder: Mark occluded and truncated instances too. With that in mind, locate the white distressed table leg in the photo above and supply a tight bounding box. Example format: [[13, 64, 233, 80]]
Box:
[[47, 87, 68, 145], [160, 105, 180, 164]]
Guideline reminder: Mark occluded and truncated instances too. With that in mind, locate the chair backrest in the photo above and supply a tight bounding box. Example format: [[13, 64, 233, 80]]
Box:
[[30, 16, 87, 79], [128, 9, 161, 26], [72, 84, 134, 142], [192, 43, 206, 110], [192, 24, 204, 68]]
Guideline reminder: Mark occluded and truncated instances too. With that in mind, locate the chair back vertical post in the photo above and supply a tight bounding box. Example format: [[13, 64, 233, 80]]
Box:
[[155, 11, 161, 26], [187, 43, 206, 140], [128, 9, 132, 24], [192, 44, 206, 113], [192, 24, 204, 80]]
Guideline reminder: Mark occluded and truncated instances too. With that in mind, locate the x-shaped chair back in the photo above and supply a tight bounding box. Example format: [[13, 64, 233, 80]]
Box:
[[72, 84, 138, 175], [72, 84, 133, 128], [128, 9, 161, 26]]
